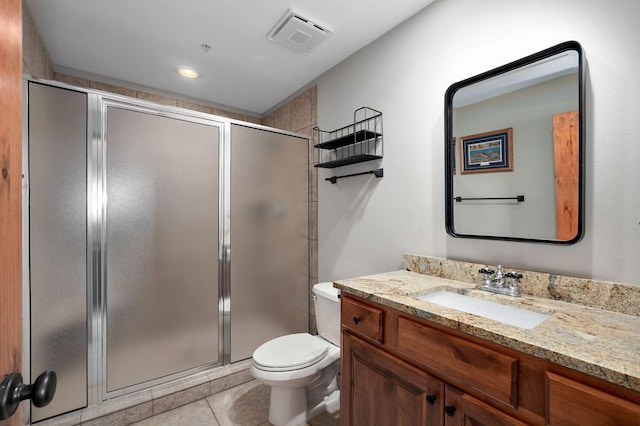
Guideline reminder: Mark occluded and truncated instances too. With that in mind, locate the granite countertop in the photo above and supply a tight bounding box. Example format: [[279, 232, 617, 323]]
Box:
[[334, 270, 640, 393]]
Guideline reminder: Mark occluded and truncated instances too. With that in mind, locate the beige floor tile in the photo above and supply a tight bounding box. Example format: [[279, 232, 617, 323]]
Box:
[[207, 380, 270, 426], [130, 399, 218, 426], [127, 379, 340, 426], [309, 408, 340, 426]]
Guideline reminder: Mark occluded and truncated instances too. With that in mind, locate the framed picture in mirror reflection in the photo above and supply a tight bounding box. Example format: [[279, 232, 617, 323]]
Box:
[[460, 128, 513, 174]]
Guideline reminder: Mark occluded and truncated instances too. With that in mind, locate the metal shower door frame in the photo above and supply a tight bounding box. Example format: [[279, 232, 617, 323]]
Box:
[[22, 77, 311, 416], [92, 97, 227, 400]]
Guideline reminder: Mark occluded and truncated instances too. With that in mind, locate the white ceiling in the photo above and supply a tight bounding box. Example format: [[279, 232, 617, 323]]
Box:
[[26, 0, 435, 115]]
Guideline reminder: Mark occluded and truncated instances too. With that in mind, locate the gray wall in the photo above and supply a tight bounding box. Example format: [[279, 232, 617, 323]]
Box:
[[316, 0, 640, 285]]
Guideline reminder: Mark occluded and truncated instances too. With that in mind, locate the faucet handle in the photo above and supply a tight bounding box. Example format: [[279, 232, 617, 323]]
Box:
[[478, 268, 494, 288], [479, 267, 495, 276], [505, 272, 523, 288]]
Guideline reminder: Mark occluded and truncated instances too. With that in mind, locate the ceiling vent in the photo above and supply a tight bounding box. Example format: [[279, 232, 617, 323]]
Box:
[[267, 9, 330, 55]]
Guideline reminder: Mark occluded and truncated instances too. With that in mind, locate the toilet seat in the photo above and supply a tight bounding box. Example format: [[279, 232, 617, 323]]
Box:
[[253, 333, 329, 372]]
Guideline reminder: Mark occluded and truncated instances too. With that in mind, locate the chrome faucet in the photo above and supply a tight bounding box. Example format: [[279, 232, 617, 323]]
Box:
[[478, 265, 522, 297], [492, 265, 505, 288]]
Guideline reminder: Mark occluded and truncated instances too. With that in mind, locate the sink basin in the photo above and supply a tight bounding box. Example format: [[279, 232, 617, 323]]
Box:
[[417, 291, 549, 329]]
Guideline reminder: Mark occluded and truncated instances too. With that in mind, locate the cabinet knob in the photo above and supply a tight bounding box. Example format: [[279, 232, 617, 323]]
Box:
[[352, 317, 361, 324], [426, 395, 437, 405], [444, 405, 456, 417]]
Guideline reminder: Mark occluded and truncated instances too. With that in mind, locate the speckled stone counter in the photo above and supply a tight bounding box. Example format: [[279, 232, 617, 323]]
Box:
[[334, 269, 640, 393], [402, 253, 640, 316]]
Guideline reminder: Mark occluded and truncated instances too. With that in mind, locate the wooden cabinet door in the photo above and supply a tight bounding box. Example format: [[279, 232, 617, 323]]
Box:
[[444, 385, 527, 426], [342, 333, 443, 426], [546, 372, 640, 426]]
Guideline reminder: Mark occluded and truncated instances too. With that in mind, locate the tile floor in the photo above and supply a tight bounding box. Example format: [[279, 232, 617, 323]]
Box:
[[130, 380, 340, 426]]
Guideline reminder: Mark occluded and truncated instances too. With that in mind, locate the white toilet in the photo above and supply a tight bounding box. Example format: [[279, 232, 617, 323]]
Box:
[[250, 282, 341, 426]]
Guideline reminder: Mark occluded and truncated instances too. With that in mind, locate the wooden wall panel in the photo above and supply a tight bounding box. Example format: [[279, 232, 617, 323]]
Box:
[[553, 110, 579, 240], [0, 0, 23, 424]]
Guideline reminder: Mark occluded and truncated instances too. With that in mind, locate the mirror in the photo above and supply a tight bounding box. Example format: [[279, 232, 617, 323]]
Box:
[[445, 41, 584, 244]]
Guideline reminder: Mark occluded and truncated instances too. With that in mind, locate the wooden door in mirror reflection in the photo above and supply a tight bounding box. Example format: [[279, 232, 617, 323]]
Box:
[[553, 110, 579, 240]]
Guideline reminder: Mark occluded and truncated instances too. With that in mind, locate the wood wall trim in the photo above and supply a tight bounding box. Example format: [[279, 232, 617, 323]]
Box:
[[0, 0, 24, 424]]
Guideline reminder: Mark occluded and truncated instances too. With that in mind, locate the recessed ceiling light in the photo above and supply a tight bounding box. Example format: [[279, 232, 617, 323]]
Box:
[[177, 67, 199, 79]]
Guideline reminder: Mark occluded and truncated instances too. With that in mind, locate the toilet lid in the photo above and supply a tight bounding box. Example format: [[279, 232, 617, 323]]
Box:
[[253, 333, 329, 371]]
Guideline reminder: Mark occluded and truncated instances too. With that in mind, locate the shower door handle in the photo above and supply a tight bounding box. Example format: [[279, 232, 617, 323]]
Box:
[[0, 371, 57, 420]]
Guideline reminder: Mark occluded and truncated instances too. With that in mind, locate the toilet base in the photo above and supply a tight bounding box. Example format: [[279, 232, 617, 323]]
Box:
[[268, 386, 307, 426], [308, 389, 340, 421], [266, 361, 340, 426], [268, 387, 340, 426]]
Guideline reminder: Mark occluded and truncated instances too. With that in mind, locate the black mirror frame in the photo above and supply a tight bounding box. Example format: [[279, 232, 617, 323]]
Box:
[[444, 41, 585, 244]]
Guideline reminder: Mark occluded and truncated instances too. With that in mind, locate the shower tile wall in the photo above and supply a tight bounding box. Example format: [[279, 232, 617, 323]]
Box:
[[22, 1, 53, 80]]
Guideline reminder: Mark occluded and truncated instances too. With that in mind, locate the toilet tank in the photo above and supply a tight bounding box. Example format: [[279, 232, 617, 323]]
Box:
[[312, 282, 341, 346]]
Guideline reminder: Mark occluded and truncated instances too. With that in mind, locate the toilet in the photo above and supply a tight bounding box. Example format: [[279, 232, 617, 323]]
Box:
[[250, 282, 341, 426]]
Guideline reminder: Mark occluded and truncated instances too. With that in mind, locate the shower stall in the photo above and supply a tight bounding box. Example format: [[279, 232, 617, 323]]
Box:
[[23, 81, 310, 422]]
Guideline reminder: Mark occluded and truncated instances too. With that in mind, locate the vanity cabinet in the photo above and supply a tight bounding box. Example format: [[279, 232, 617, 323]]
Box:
[[546, 372, 640, 425], [343, 333, 443, 425], [444, 385, 527, 426], [342, 331, 523, 426], [340, 294, 640, 426]]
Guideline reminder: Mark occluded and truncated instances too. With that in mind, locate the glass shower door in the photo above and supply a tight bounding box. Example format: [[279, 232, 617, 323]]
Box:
[[27, 82, 88, 422], [105, 106, 221, 392], [26, 81, 311, 422], [229, 124, 310, 362]]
